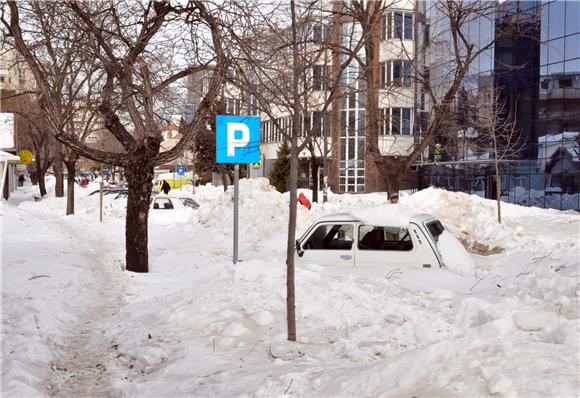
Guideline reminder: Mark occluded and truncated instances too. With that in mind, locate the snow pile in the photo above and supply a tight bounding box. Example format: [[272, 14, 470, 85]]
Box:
[[407, 188, 519, 251], [3, 179, 579, 397], [351, 204, 424, 227], [438, 230, 476, 275]]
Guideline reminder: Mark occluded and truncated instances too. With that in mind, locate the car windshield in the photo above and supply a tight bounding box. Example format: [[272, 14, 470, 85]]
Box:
[[153, 198, 174, 209], [179, 198, 199, 209]]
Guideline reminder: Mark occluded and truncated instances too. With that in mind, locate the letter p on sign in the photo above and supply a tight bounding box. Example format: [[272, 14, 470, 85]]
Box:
[[227, 123, 249, 156], [216, 115, 261, 164]]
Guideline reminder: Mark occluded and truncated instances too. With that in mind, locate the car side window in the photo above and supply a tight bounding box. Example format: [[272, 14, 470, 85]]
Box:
[[304, 224, 353, 250], [358, 225, 413, 251], [426, 220, 445, 242]]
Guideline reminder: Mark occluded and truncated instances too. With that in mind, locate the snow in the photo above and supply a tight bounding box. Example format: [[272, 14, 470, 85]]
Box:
[[537, 131, 579, 143], [351, 204, 423, 227], [2, 177, 579, 397], [512, 311, 558, 331], [438, 230, 476, 275]]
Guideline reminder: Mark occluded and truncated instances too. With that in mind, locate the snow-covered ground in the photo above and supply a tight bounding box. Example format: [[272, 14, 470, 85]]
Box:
[[2, 178, 579, 397]]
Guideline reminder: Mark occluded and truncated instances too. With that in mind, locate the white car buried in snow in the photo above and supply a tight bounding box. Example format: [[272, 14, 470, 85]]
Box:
[[150, 196, 199, 210], [295, 206, 471, 271]]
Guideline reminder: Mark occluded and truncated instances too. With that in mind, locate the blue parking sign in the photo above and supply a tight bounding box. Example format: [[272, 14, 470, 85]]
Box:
[[176, 167, 185, 176], [216, 115, 261, 164]]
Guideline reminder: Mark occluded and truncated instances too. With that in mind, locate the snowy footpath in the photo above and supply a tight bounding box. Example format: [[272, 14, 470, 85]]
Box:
[[2, 179, 579, 397]]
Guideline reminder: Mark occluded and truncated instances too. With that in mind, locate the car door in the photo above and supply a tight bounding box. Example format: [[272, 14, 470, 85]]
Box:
[[298, 222, 355, 267], [355, 224, 419, 268]]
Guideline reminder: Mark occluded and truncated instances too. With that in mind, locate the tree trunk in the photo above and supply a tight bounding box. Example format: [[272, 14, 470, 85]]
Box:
[[495, 160, 502, 224], [286, 0, 299, 342], [286, 150, 299, 342], [220, 170, 228, 192], [382, 169, 402, 197], [54, 150, 64, 197], [36, 160, 47, 197], [65, 159, 76, 215], [125, 159, 155, 273], [311, 159, 320, 203]]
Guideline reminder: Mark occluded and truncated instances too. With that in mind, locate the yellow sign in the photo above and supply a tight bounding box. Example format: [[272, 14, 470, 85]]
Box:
[[17, 149, 33, 164], [251, 145, 262, 168]]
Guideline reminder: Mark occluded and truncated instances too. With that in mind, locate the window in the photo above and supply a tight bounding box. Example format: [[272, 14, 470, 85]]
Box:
[[403, 60, 412, 87], [226, 98, 240, 115], [153, 198, 174, 210], [381, 60, 411, 87], [379, 108, 390, 135], [312, 65, 331, 91], [179, 198, 200, 209], [358, 225, 413, 251], [383, 11, 413, 40], [394, 12, 403, 39], [392, 107, 401, 134], [393, 61, 402, 85], [303, 224, 354, 250], [426, 220, 445, 242], [559, 78, 572, 88], [312, 23, 332, 43], [402, 108, 411, 135], [404, 13, 413, 40], [380, 108, 412, 135]]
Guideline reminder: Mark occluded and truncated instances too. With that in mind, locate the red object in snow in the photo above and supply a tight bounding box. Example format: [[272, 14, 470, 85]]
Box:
[[298, 193, 311, 210]]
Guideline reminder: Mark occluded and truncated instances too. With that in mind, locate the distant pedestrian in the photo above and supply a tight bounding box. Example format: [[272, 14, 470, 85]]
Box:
[[17, 175, 25, 187], [389, 192, 399, 204], [161, 180, 171, 195]]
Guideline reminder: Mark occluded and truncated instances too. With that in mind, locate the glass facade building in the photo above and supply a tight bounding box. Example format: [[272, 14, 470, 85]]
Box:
[[421, 1, 580, 211]]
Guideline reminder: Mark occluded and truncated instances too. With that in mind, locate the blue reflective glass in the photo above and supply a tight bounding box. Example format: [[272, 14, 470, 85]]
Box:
[[547, 37, 566, 63], [540, 1, 550, 42], [540, 41, 549, 65], [564, 57, 580, 74], [565, 1, 580, 35], [564, 33, 580, 61], [548, 1, 565, 39]]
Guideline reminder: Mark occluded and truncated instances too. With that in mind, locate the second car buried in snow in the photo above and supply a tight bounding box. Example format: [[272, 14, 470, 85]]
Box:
[[150, 196, 200, 210]]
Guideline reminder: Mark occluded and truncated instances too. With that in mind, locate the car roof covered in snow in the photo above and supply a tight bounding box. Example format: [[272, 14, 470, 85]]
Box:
[[314, 206, 436, 228]]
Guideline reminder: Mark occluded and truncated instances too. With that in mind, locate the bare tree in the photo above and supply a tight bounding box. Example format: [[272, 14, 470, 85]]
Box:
[[226, 0, 363, 341], [2, 92, 56, 196], [470, 88, 524, 223], [2, 0, 229, 272]]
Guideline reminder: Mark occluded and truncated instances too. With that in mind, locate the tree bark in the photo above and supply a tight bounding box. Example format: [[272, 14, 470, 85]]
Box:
[[494, 159, 502, 224], [36, 160, 47, 197], [54, 149, 64, 197], [286, 0, 299, 342], [125, 158, 155, 273], [220, 170, 228, 192], [65, 158, 76, 215]]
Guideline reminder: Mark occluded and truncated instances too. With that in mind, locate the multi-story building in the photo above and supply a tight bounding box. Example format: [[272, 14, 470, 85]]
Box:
[[1, 48, 36, 198], [257, 0, 418, 193], [420, 0, 580, 210]]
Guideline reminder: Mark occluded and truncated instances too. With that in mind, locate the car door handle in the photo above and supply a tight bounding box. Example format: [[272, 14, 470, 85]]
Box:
[[340, 255, 352, 260]]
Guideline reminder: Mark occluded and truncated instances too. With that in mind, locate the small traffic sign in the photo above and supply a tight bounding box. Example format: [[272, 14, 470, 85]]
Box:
[[176, 167, 185, 176], [216, 115, 260, 164]]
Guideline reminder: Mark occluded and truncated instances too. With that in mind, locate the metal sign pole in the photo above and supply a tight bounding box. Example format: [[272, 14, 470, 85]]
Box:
[[233, 164, 239, 264]]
